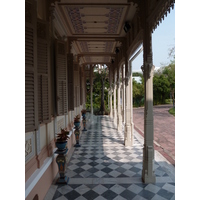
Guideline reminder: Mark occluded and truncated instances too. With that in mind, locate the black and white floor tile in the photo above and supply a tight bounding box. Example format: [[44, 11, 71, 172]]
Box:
[[45, 116, 175, 200]]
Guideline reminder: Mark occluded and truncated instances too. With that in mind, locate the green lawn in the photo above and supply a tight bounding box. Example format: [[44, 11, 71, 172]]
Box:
[[168, 107, 175, 116]]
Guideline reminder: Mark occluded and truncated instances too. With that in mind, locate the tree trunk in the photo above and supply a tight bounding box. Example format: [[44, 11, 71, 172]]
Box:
[[100, 78, 105, 114], [171, 88, 175, 108]]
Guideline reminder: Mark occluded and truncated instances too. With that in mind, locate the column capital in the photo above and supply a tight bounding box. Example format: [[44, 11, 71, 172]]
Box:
[[49, 5, 55, 20], [67, 38, 73, 53], [117, 81, 121, 88], [141, 63, 155, 79], [125, 77, 129, 86]]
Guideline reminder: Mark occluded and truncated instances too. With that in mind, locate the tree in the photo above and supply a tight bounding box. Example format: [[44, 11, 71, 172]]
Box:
[[153, 73, 170, 104], [93, 64, 109, 114], [153, 46, 175, 105], [132, 75, 144, 107], [163, 63, 175, 106]]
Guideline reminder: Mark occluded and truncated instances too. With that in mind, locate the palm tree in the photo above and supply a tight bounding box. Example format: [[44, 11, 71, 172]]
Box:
[[94, 64, 108, 114]]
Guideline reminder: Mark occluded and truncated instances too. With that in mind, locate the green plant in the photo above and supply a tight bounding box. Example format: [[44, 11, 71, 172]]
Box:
[[74, 115, 80, 122], [81, 109, 87, 114], [168, 107, 175, 116], [56, 128, 69, 142]]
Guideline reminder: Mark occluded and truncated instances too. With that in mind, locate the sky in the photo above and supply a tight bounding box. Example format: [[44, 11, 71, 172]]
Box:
[[1, 1, 200, 199], [131, 5, 175, 72]]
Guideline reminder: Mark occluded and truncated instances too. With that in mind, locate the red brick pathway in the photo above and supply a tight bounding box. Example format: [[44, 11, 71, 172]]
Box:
[[133, 105, 175, 166]]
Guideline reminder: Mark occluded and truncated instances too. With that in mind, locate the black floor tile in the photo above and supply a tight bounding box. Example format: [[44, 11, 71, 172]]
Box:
[[157, 189, 174, 199], [52, 191, 62, 200], [73, 168, 85, 174], [82, 190, 99, 200], [68, 184, 82, 189], [118, 184, 132, 189], [102, 184, 115, 189], [88, 161, 99, 167], [138, 189, 155, 199], [76, 161, 86, 166], [129, 166, 141, 173], [119, 189, 137, 200], [115, 167, 127, 173], [64, 190, 80, 200], [101, 190, 118, 200], [101, 167, 113, 174]]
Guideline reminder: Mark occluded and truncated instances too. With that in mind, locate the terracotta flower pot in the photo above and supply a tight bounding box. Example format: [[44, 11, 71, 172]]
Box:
[[56, 141, 67, 150], [74, 121, 80, 127]]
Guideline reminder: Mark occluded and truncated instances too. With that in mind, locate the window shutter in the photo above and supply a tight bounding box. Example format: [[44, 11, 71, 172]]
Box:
[[67, 53, 74, 111], [80, 69, 82, 105], [25, 0, 38, 132], [37, 19, 51, 123], [74, 63, 80, 108], [77, 66, 80, 107], [56, 40, 67, 115]]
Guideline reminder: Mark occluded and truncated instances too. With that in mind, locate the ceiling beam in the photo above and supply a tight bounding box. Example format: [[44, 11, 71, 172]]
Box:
[[68, 36, 125, 42], [79, 52, 115, 57], [82, 62, 111, 65], [57, 2, 130, 6]]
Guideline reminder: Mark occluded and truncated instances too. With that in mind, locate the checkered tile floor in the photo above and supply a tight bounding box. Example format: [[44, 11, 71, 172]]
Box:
[[45, 116, 175, 200]]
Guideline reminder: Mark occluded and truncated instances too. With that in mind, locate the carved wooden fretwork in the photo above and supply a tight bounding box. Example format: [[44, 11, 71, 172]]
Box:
[[37, 21, 46, 39], [58, 42, 65, 55], [25, 1, 32, 23], [57, 118, 65, 132], [68, 53, 74, 111], [25, 132, 35, 163], [141, 62, 155, 80], [147, 0, 175, 32], [25, 138, 32, 157]]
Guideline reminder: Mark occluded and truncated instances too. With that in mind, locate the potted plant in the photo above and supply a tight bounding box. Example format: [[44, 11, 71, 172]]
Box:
[[74, 114, 80, 128], [55, 128, 69, 150], [81, 109, 87, 117]]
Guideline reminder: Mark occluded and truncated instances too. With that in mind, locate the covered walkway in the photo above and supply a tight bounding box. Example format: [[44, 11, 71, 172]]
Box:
[[45, 115, 175, 200], [133, 105, 175, 166], [25, 1, 175, 199]]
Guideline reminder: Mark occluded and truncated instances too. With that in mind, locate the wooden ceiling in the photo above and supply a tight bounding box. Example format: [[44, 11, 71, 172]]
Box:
[[53, 0, 137, 65], [52, 0, 175, 65]]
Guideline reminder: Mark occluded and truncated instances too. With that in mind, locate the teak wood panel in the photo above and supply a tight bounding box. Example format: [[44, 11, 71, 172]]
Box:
[[25, 0, 38, 132]]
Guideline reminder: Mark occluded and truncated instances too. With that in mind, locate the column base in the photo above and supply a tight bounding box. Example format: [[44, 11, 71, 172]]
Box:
[[74, 144, 81, 147], [142, 145, 156, 183], [114, 109, 117, 126], [56, 176, 69, 185], [117, 114, 122, 132], [142, 170, 156, 184], [110, 110, 113, 118], [124, 123, 134, 146]]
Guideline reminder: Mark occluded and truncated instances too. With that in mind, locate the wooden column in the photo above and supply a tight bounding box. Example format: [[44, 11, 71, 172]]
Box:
[[141, 0, 156, 183], [117, 64, 122, 132], [124, 60, 134, 146], [122, 64, 125, 123], [113, 69, 117, 125], [90, 65, 93, 115], [109, 64, 113, 118]]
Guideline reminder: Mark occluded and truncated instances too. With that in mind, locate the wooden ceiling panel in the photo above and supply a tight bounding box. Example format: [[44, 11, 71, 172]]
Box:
[[63, 5, 126, 35], [82, 16, 108, 22], [54, 0, 175, 65], [55, 1, 136, 65], [80, 7, 109, 15]]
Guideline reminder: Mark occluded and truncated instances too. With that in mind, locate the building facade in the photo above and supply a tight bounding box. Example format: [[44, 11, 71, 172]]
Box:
[[25, 0, 175, 199]]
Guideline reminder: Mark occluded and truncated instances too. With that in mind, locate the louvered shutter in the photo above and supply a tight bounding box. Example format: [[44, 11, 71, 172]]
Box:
[[56, 40, 67, 115], [74, 63, 79, 108], [67, 53, 74, 111], [77, 66, 80, 107], [25, 0, 38, 132], [82, 72, 85, 105], [80, 69, 82, 105], [37, 19, 51, 123]]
